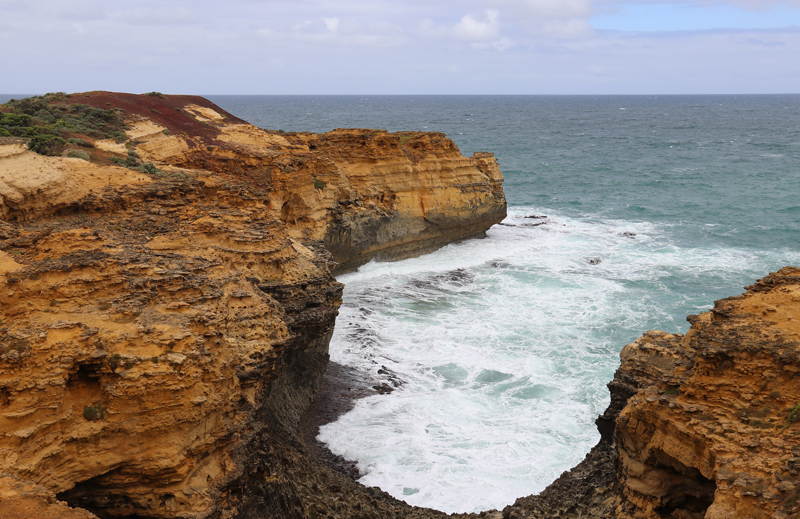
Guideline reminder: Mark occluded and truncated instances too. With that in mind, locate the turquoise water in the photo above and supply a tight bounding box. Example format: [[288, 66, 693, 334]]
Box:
[[213, 95, 800, 513]]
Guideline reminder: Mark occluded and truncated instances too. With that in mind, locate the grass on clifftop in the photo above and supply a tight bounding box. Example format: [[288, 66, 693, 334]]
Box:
[[1, 92, 166, 177], [0, 92, 127, 155]]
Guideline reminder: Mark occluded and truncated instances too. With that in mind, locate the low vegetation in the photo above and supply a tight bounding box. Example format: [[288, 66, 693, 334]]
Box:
[[83, 403, 106, 422], [27, 134, 67, 156], [110, 149, 164, 176], [0, 92, 127, 155], [66, 149, 91, 161]]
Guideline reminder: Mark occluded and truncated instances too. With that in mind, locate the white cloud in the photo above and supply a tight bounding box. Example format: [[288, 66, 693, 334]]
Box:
[[597, 0, 800, 9], [453, 10, 500, 40], [324, 16, 339, 32], [1, 0, 800, 94], [293, 20, 314, 31], [471, 36, 515, 50], [533, 18, 594, 38], [520, 0, 593, 18]]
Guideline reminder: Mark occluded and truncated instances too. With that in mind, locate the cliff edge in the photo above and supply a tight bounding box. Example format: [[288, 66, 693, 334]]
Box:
[[0, 92, 505, 518]]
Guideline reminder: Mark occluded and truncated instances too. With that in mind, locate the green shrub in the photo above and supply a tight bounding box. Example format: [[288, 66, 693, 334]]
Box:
[[8, 126, 41, 138], [3, 94, 126, 141], [68, 137, 93, 147], [782, 403, 800, 432], [83, 404, 106, 421], [0, 112, 32, 127], [109, 152, 164, 177], [33, 108, 56, 124], [125, 149, 139, 167], [28, 135, 66, 156], [144, 91, 165, 99], [135, 163, 163, 176], [313, 177, 326, 190], [67, 150, 90, 161]]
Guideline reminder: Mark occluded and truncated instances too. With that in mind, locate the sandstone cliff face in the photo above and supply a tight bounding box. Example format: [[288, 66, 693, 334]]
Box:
[[0, 92, 505, 518], [612, 267, 800, 519], [288, 130, 505, 273]]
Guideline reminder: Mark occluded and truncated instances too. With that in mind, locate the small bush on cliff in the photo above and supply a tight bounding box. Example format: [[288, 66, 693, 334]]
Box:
[[125, 149, 140, 167], [313, 177, 326, 190], [67, 150, 90, 161], [68, 137, 93, 147], [0, 112, 32, 127], [28, 135, 66, 156], [782, 403, 800, 432], [135, 163, 163, 176], [109, 153, 164, 177], [83, 404, 106, 421]]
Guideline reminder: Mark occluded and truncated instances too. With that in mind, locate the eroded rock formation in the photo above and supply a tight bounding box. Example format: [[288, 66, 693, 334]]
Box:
[[0, 92, 505, 518]]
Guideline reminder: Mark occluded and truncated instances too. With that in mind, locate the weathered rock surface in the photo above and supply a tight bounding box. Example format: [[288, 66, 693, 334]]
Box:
[[0, 92, 505, 518], [0, 474, 98, 519], [612, 267, 800, 519]]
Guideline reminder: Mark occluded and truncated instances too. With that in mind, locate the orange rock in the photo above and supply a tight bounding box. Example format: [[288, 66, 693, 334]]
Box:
[[0, 92, 505, 518]]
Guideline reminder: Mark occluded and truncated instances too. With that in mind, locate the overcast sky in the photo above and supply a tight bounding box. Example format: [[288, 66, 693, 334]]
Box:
[[2, 0, 799, 94]]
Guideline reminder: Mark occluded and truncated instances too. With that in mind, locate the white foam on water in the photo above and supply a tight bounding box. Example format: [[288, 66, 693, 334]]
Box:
[[318, 207, 800, 514]]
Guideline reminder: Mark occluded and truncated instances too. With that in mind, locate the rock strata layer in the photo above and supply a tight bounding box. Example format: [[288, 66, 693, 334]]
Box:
[[0, 92, 505, 518]]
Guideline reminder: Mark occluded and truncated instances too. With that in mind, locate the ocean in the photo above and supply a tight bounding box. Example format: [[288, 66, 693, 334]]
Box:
[[210, 95, 800, 513]]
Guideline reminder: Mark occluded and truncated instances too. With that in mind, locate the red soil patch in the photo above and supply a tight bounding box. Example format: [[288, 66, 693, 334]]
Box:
[[73, 91, 248, 144]]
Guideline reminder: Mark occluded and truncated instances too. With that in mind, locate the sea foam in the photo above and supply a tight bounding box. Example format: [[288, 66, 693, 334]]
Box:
[[318, 208, 800, 513]]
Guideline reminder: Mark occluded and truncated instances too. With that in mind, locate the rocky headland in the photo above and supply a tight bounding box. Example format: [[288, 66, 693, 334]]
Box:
[[1, 92, 799, 519]]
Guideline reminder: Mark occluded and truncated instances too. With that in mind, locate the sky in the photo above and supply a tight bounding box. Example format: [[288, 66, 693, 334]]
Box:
[[1, 0, 799, 94]]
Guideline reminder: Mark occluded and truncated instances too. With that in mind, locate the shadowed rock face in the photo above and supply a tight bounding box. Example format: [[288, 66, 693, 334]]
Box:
[[610, 267, 800, 519]]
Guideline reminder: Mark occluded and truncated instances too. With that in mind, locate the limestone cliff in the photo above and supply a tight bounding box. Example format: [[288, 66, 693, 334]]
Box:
[[0, 92, 505, 518]]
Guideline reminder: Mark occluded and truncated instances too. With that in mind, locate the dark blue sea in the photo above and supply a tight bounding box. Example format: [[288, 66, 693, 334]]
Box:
[[210, 95, 800, 513]]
